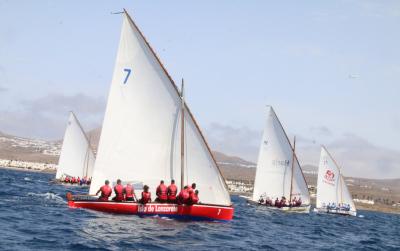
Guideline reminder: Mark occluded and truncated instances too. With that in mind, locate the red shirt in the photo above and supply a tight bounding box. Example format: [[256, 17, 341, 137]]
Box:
[[156, 184, 168, 200], [167, 184, 177, 200]]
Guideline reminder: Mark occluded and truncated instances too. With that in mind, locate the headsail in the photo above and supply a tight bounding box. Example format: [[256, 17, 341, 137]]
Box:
[[56, 112, 95, 179], [252, 106, 310, 204], [89, 11, 231, 206], [316, 146, 356, 212]]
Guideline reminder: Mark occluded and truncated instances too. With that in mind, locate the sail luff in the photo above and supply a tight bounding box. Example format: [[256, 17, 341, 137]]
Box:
[[122, 10, 229, 194]]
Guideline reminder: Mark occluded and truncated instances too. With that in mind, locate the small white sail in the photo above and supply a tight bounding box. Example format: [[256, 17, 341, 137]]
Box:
[[89, 11, 230, 206], [252, 106, 310, 204], [316, 146, 356, 213], [56, 112, 95, 179]]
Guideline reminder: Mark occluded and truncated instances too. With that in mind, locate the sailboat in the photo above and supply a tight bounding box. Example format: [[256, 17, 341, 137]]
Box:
[[54, 111, 95, 185], [248, 106, 311, 213], [313, 146, 357, 216], [66, 10, 234, 221]]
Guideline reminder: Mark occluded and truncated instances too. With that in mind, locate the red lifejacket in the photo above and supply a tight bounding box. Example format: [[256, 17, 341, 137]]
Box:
[[190, 192, 199, 204], [77, 177, 81, 183], [156, 184, 168, 201], [187, 186, 194, 195], [178, 189, 190, 203], [114, 184, 124, 201], [125, 184, 134, 199], [141, 191, 151, 204], [72, 177, 76, 183], [167, 184, 177, 200], [100, 185, 112, 201], [65, 177, 70, 182]]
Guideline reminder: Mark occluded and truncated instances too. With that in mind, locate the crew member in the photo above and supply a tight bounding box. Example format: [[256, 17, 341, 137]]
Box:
[[189, 190, 199, 205], [156, 180, 168, 203], [274, 198, 280, 208], [113, 179, 124, 202], [167, 179, 178, 203], [187, 183, 196, 195], [140, 185, 151, 204], [96, 180, 112, 201], [177, 185, 190, 204], [124, 183, 135, 201]]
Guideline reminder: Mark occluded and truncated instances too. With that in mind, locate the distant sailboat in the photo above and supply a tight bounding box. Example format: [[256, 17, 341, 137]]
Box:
[[55, 112, 95, 181], [67, 10, 233, 221], [313, 146, 357, 216], [249, 106, 311, 213]]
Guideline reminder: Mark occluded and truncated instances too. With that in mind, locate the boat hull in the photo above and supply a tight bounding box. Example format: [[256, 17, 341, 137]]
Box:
[[313, 207, 357, 217], [247, 199, 310, 213], [67, 196, 234, 221]]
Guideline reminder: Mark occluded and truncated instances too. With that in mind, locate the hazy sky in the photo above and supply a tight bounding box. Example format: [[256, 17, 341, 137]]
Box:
[[0, 1, 399, 178]]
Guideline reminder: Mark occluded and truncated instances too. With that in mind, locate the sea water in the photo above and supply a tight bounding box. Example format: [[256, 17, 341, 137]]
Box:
[[0, 168, 399, 250]]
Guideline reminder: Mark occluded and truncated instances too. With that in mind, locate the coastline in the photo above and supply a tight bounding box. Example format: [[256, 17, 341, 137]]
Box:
[[0, 165, 56, 174]]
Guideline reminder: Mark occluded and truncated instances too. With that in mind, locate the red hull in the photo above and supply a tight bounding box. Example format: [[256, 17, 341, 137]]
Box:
[[68, 200, 234, 221]]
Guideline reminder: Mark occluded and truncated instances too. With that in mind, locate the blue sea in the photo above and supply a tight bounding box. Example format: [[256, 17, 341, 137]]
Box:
[[0, 168, 399, 250]]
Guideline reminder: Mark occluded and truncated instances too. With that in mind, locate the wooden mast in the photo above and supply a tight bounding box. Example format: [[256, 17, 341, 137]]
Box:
[[289, 136, 296, 204], [180, 79, 185, 191]]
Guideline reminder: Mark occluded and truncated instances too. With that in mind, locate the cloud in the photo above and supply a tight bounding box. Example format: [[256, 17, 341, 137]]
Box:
[[0, 86, 7, 92], [205, 123, 400, 179], [0, 93, 106, 139], [21, 93, 105, 116], [204, 123, 261, 162], [298, 133, 400, 179], [309, 126, 333, 137]]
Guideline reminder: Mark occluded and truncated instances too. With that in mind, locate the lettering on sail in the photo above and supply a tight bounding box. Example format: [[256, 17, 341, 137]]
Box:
[[323, 169, 335, 186], [272, 159, 290, 168], [137, 204, 178, 213]]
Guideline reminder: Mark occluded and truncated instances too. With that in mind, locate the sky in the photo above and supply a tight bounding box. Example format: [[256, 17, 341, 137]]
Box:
[[0, 1, 399, 178]]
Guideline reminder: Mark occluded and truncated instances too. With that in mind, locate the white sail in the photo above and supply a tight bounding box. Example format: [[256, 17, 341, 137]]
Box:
[[252, 106, 310, 204], [56, 112, 95, 179], [89, 11, 230, 206], [316, 146, 356, 212]]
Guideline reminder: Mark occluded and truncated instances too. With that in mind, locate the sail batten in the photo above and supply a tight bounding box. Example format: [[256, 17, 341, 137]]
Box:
[[56, 112, 95, 179], [316, 146, 356, 213], [89, 11, 230, 206], [252, 107, 310, 204]]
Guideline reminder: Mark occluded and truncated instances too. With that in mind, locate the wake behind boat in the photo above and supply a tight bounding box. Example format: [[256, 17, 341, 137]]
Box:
[[313, 146, 357, 217], [67, 10, 234, 221], [247, 107, 311, 213]]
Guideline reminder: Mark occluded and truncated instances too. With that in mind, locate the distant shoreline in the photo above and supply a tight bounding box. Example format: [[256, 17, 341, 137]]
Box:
[[0, 165, 56, 174]]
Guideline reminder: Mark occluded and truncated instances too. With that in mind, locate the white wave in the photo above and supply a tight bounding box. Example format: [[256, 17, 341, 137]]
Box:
[[23, 177, 31, 181], [27, 192, 65, 204]]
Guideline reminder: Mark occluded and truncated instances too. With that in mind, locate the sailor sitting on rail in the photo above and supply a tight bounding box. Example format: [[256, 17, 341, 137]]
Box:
[[156, 180, 168, 203], [139, 185, 151, 204], [112, 179, 124, 202], [96, 180, 112, 201]]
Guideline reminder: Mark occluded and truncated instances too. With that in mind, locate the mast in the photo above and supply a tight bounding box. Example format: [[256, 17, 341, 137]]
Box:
[[180, 79, 185, 191], [289, 136, 296, 204]]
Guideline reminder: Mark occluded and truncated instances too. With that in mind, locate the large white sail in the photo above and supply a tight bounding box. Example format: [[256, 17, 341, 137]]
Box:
[[56, 112, 95, 179], [252, 106, 310, 204], [89, 11, 230, 206], [316, 146, 356, 212]]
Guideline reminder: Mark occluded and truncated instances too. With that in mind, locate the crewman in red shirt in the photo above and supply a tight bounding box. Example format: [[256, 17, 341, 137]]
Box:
[[113, 179, 124, 202], [167, 179, 178, 203], [156, 180, 168, 203], [96, 180, 112, 201], [140, 185, 151, 204], [177, 185, 190, 205], [124, 183, 136, 201], [189, 190, 199, 205]]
